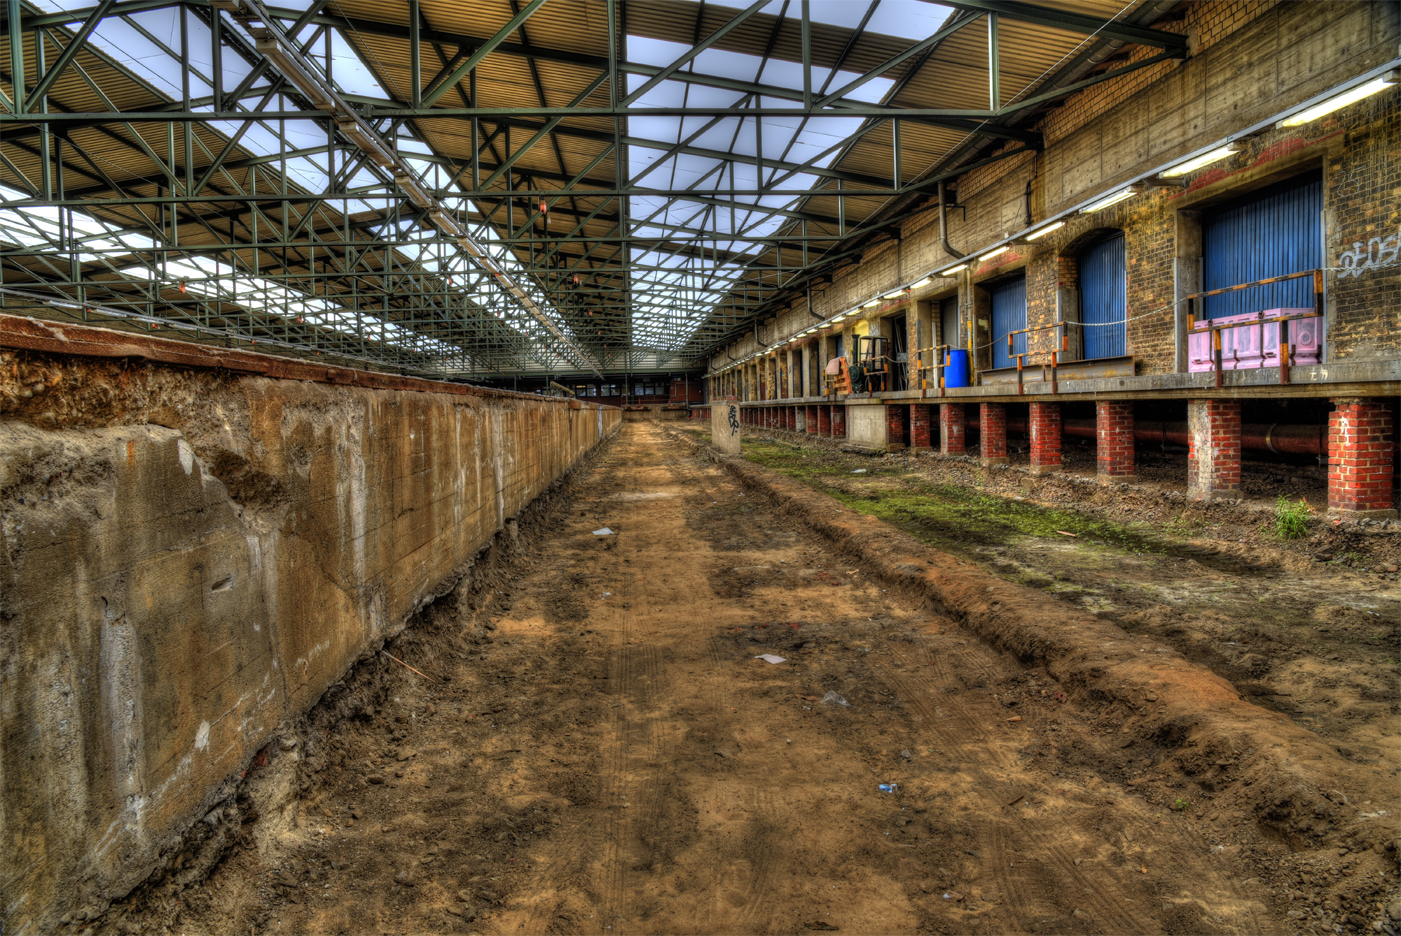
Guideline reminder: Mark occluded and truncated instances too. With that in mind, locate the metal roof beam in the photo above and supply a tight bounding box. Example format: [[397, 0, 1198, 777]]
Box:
[[932, 0, 1189, 51]]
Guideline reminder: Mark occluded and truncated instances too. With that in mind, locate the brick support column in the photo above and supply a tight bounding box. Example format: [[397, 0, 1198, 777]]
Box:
[[940, 403, 965, 455], [831, 405, 847, 439], [1328, 399, 1397, 519], [1096, 402, 1135, 480], [980, 403, 1008, 466], [910, 404, 933, 451], [787, 406, 797, 431], [817, 405, 832, 435], [885, 404, 907, 451], [1029, 402, 1062, 475], [1187, 400, 1239, 500], [806, 405, 818, 434]]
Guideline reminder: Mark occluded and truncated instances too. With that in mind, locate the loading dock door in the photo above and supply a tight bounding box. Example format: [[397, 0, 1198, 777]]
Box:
[[990, 275, 1027, 370], [1202, 174, 1321, 318], [940, 295, 959, 351], [1080, 231, 1126, 359]]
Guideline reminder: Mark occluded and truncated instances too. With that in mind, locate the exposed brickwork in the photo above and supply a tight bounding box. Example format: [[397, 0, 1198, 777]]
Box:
[[886, 404, 907, 448], [940, 403, 966, 455], [807, 405, 819, 434], [1029, 402, 1062, 475], [1187, 400, 1242, 500], [910, 404, 934, 450], [831, 405, 847, 439], [980, 403, 1008, 466], [1096, 402, 1136, 479], [817, 405, 832, 435], [713, 2, 1398, 384], [1328, 400, 1397, 518]]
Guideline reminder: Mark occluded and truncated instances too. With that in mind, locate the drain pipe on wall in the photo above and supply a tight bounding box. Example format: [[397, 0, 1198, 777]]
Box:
[[938, 181, 963, 261]]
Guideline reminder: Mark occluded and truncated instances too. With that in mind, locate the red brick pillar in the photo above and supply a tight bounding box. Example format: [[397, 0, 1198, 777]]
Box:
[[807, 405, 818, 434], [910, 404, 933, 451], [817, 405, 832, 435], [980, 403, 1008, 466], [886, 405, 907, 451], [789, 406, 798, 431], [1328, 399, 1396, 519], [1029, 402, 1062, 475], [1096, 401, 1135, 481], [781, 407, 790, 430], [1187, 400, 1239, 500], [831, 405, 847, 439], [940, 403, 965, 455]]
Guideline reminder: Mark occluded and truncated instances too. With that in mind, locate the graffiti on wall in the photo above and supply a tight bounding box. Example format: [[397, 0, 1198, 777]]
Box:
[[1339, 228, 1400, 279]]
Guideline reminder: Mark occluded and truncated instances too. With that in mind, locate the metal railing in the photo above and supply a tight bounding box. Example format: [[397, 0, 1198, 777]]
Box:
[[1183, 269, 1323, 388]]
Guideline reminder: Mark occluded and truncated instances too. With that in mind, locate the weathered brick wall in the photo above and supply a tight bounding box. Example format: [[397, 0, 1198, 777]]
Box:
[[711, 1, 1399, 379]]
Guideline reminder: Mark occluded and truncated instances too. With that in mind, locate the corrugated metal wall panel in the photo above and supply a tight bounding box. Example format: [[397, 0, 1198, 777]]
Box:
[[1080, 231, 1126, 359], [990, 275, 1027, 370], [1203, 175, 1322, 318]]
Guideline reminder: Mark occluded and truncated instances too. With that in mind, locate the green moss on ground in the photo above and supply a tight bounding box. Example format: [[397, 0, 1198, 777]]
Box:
[[740, 439, 1169, 560]]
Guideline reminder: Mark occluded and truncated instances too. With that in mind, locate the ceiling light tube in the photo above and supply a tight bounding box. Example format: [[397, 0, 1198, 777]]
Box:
[[883, 290, 906, 300], [863, 300, 880, 308], [1159, 143, 1242, 177], [1025, 220, 1065, 241], [910, 277, 931, 289], [937, 263, 967, 276], [1080, 188, 1136, 213], [1278, 70, 1398, 127], [978, 245, 1010, 261]]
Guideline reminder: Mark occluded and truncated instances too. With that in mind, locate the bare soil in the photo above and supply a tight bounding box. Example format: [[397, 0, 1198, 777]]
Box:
[[101, 421, 1399, 936]]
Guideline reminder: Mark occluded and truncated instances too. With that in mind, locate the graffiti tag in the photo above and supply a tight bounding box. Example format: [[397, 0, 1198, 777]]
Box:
[[1339, 228, 1400, 279], [727, 405, 740, 435]]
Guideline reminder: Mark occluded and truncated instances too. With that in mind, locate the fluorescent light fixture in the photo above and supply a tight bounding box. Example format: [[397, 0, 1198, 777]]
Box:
[[1160, 143, 1242, 177], [978, 245, 1010, 261], [1080, 188, 1136, 213], [883, 290, 906, 300], [863, 299, 880, 308], [1025, 220, 1065, 241], [1279, 71, 1398, 127], [910, 277, 931, 289], [937, 263, 967, 276]]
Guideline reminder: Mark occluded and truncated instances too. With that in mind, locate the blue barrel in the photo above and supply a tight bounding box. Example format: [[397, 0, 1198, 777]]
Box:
[[944, 349, 971, 388]]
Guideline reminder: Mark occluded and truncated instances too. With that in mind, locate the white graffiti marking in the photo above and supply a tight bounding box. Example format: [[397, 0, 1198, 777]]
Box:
[[1339, 228, 1400, 279]]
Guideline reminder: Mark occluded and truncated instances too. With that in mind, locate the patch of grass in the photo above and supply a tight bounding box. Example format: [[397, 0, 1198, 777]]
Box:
[[1273, 496, 1313, 540], [739, 440, 1164, 558], [1171, 797, 1192, 812]]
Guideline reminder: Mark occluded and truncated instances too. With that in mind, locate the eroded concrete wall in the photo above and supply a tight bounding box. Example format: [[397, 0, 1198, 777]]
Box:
[[0, 340, 618, 933]]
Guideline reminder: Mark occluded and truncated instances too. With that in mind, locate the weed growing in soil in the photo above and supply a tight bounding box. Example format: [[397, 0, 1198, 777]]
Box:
[[1274, 496, 1312, 540], [1171, 797, 1192, 811]]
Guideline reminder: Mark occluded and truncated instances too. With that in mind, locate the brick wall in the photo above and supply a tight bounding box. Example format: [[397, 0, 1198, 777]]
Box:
[[886, 404, 907, 447], [1187, 399, 1242, 499], [1328, 400, 1396, 516], [980, 403, 1008, 464], [711, 2, 1399, 380], [940, 403, 966, 455], [1097, 402, 1136, 478], [1029, 401, 1062, 474]]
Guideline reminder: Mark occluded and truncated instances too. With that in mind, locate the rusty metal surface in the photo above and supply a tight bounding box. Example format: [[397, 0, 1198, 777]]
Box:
[[0, 314, 617, 410]]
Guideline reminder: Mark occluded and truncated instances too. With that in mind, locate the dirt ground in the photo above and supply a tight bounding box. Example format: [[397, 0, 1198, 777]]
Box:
[[707, 428, 1401, 779], [102, 421, 1399, 936]]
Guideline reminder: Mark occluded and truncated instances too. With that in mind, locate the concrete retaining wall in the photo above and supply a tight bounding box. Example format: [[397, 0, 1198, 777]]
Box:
[[845, 404, 887, 451], [0, 324, 619, 933]]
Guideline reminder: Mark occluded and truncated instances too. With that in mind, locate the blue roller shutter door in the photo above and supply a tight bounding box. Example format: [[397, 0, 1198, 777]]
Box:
[[990, 275, 1027, 370], [1203, 175, 1322, 318], [1080, 232, 1127, 359]]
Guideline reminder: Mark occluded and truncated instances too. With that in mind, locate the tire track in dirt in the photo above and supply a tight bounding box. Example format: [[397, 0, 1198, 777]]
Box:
[[869, 639, 1160, 933]]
